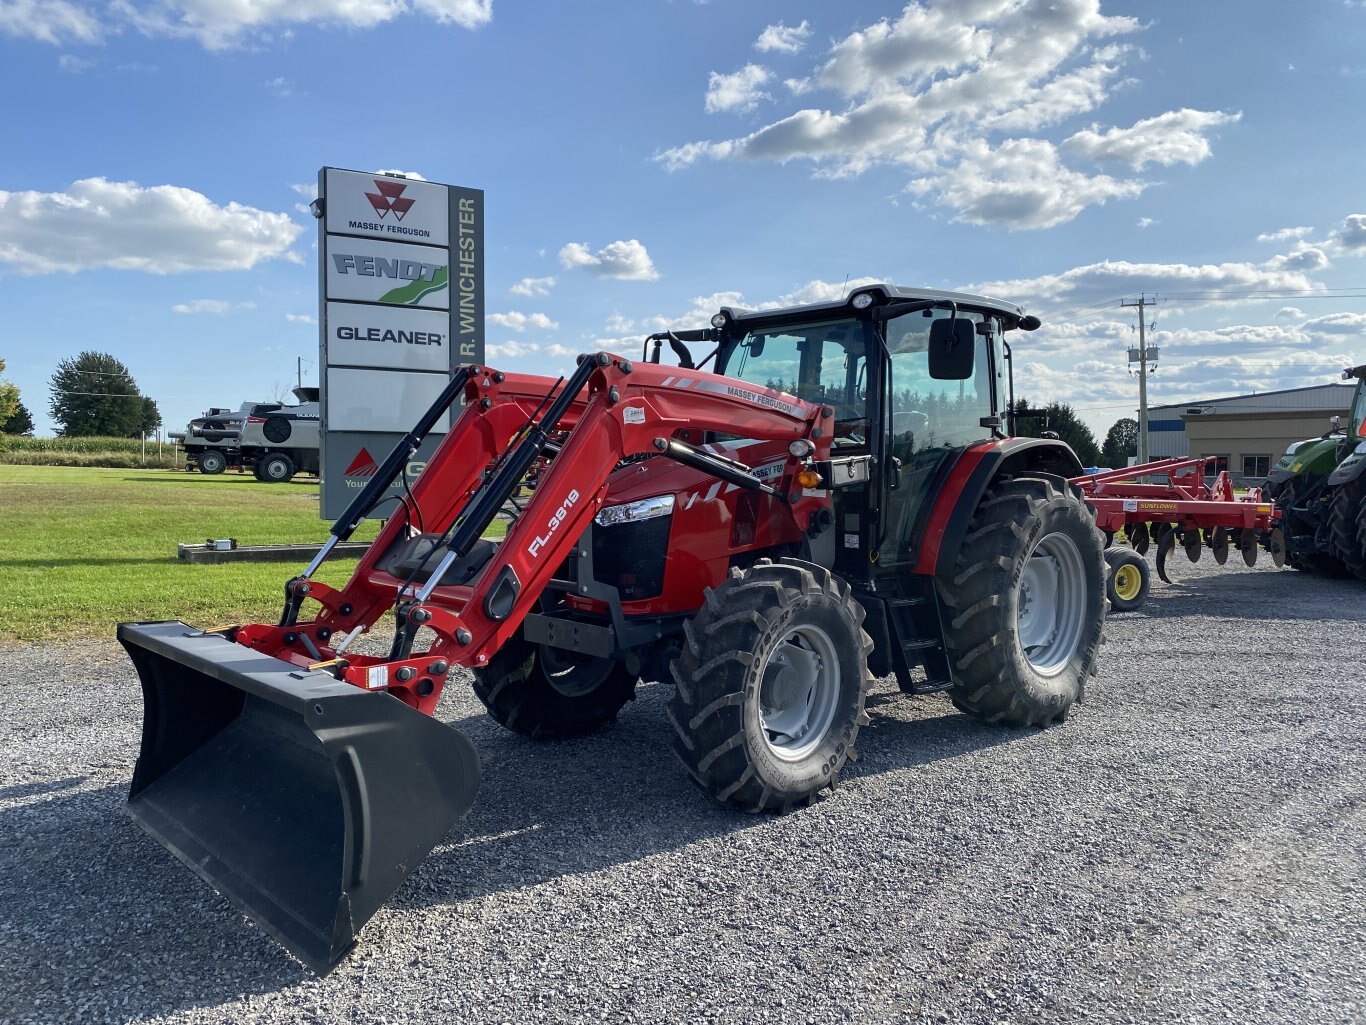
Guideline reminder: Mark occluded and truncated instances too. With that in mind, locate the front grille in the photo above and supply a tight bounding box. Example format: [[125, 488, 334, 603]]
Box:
[[592, 516, 670, 600]]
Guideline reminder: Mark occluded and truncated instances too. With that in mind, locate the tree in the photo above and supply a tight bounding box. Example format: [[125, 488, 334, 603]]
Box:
[[139, 396, 162, 438], [2, 400, 34, 436], [1008, 397, 1102, 466], [0, 357, 19, 427], [49, 352, 155, 437], [1101, 417, 1139, 469]]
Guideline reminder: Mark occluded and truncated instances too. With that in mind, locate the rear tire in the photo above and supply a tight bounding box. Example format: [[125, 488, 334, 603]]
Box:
[[197, 450, 227, 475], [472, 635, 637, 739], [669, 559, 871, 812], [1104, 547, 1150, 612], [939, 476, 1106, 726], [255, 453, 296, 483]]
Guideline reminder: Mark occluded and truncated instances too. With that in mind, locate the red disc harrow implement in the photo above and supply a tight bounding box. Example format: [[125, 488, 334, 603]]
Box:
[[1073, 456, 1284, 590]]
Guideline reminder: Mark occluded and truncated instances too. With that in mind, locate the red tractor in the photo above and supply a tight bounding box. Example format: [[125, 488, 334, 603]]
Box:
[[120, 284, 1106, 974]]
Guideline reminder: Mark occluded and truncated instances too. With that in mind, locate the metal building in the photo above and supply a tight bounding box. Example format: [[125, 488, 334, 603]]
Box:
[[1147, 382, 1354, 482]]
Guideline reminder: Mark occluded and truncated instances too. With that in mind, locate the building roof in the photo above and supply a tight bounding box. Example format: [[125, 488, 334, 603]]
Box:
[[1149, 381, 1353, 415]]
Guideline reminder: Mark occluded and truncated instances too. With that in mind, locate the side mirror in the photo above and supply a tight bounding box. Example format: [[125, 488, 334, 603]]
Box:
[[928, 318, 975, 380]]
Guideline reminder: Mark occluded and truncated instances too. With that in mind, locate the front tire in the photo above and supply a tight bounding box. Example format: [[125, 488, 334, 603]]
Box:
[[1327, 480, 1366, 579], [939, 476, 1106, 726], [472, 635, 638, 739], [197, 450, 227, 475], [669, 559, 871, 812]]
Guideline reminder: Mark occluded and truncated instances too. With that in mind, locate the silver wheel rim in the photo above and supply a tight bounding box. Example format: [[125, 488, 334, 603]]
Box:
[[758, 623, 840, 762], [1016, 531, 1087, 677]]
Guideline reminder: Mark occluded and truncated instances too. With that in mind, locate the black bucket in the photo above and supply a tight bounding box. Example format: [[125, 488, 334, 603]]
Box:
[[118, 621, 481, 975]]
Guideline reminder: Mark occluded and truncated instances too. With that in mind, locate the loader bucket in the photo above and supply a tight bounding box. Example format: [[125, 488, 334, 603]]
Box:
[[118, 621, 481, 975]]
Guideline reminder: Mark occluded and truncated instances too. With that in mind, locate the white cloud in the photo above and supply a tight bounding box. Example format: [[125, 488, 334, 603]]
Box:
[[510, 275, 555, 296], [1258, 226, 1313, 243], [754, 19, 810, 54], [1333, 213, 1366, 251], [975, 258, 1321, 310], [487, 311, 558, 331], [286, 312, 315, 324], [1303, 311, 1366, 336], [705, 64, 771, 113], [1275, 307, 1304, 320], [487, 340, 541, 359], [0, 0, 102, 44], [605, 312, 634, 333], [1269, 245, 1329, 272], [58, 53, 94, 72], [559, 239, 659, 281], [172, 298, 255, 314], [1062, 108, 1242, 171], [264, 75, 293, 96], [1137, 217, 1154, 228], [657, 2, 1237, 229], [0, 177, 303, 274], [910, 136, 1146, 230], [101, 0, 490, 50]]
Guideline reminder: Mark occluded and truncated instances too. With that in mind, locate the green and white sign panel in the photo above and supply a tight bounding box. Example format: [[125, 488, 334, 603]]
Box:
[[317, 167, 483, 519]]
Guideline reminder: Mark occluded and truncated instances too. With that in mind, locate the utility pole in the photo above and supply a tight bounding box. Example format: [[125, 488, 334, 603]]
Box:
[[1122, 294, 1158, 465]]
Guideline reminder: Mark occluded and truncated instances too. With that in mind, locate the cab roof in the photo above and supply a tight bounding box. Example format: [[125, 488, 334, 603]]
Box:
[[720, 284, 1034, 332]]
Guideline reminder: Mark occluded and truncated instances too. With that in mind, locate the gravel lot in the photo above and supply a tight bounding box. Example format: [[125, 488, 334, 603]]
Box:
[[2, 558, 1363, 1025]]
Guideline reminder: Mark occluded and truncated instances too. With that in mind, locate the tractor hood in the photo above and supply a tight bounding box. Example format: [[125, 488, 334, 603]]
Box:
[[601, 438, 789, 507]]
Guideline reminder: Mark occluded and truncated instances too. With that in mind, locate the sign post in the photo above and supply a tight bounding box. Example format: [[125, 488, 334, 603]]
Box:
[[316, 168, 483, 519]]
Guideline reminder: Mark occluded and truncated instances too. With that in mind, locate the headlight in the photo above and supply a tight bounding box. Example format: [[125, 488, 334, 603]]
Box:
[[594, 494, 675, 527]]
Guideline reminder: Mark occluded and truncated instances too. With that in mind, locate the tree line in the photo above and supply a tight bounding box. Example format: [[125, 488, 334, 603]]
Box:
[[0, 351, 161, 438]]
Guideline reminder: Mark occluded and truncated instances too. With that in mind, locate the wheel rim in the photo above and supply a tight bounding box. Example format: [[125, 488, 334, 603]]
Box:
[[539, 646, 614, 698], [1016, 531, 1087, 677], [266, 460, 287, 480], [1113, 564, 1142, 602], [757, 623, 840, 762]]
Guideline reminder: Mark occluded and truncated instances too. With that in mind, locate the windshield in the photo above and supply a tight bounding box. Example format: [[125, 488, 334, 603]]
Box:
[[1353, 377, 1366, 437], [728, 318, 867, 442], [886, 309, 995, 453]]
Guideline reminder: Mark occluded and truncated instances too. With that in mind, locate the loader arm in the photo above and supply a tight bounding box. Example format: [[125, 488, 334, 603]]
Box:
[[236, 353, 833, 715]]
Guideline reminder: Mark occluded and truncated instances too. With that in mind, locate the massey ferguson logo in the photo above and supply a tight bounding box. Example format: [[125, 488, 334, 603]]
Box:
[[344, 448, 379, 478], [366, 180, 414, 221]]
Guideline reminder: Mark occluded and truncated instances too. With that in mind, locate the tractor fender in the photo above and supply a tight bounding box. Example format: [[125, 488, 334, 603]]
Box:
[[911, 437, 1084, 577]]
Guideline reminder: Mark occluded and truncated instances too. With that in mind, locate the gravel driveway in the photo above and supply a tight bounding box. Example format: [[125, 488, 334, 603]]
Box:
[[2, 559, 1363, 1024]]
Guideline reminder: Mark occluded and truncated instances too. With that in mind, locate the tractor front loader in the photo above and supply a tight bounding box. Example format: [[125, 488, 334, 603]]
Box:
[[120, 285, 1106, 973]]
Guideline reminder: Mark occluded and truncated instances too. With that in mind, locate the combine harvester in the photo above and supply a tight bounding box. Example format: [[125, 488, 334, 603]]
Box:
[[1073, 455, 1283, 608]]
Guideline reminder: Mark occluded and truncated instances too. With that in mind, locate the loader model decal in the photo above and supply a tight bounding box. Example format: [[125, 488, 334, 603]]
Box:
[[528, 489, 580, 559]]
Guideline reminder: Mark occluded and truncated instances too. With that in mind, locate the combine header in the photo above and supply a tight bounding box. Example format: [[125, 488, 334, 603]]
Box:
[[1073, 455, 1283, 587]]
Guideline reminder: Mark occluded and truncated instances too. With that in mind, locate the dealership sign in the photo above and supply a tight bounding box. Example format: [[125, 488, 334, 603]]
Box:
[[317, 167, 483, 519]]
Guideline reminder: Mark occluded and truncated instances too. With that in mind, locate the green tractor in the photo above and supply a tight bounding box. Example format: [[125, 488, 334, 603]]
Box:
[[1266, 365, 1366, 576]]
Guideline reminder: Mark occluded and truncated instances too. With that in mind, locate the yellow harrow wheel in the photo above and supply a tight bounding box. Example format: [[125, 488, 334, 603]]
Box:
[[1104, 547, 1151, 612]]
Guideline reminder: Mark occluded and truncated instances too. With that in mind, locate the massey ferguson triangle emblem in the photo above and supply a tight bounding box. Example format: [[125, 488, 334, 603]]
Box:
[[344, 447, 379, 477], [365, 180, 415, 221]]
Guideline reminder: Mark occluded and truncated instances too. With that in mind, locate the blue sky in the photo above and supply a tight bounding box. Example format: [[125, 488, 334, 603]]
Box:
[[2, 0, 1365, 442]]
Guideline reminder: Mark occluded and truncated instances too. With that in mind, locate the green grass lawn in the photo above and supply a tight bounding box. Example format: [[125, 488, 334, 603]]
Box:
[[0, 465, 396, 644]]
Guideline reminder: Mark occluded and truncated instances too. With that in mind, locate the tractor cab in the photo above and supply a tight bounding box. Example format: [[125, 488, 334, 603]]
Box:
[[655, 285, 1042, 577]]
